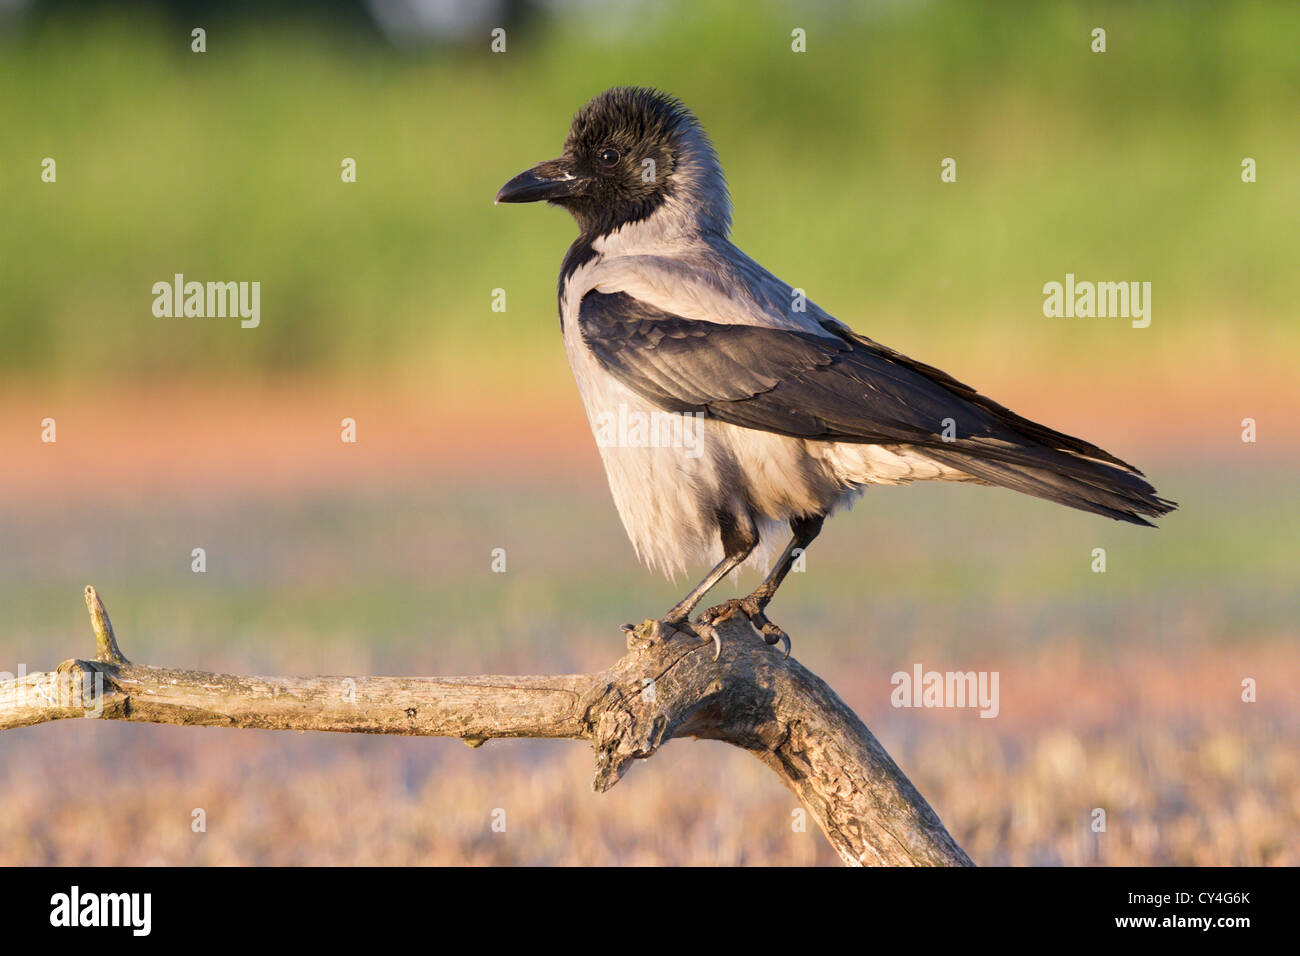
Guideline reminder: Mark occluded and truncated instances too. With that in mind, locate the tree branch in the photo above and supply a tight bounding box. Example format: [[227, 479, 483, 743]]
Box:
[[0, 586, 972, 866]]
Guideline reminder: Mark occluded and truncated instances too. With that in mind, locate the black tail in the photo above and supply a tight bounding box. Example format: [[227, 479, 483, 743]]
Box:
[[925, 441, 1177, 526], [837, 331, 1178, 525]]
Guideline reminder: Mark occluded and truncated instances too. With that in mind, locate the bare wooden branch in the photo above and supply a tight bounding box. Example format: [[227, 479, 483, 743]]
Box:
[[0, 586, 972, 866]]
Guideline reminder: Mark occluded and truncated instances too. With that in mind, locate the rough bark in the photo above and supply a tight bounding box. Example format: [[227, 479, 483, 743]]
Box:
[[0, 586, 972, 867]]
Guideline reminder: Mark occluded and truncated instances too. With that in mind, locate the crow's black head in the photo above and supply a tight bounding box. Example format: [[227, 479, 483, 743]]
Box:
[[496, 87, 731, 239]]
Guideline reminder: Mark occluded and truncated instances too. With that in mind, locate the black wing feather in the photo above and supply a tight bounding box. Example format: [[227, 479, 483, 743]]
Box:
[[579, 290, 1176, 525]]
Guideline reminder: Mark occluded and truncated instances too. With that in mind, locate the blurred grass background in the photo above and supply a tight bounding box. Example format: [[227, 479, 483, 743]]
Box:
[[1, 0, 1297, 865], [4, 0, 1298, 386], [2, 474, 1296, 865]]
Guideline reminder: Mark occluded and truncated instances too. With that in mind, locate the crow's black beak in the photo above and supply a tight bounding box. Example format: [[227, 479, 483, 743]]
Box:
[[494, 158, 588, 204]]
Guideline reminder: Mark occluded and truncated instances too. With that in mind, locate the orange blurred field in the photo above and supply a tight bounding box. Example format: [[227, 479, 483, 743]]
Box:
[[2, 635, 1295, 866], [1, 382, 1295, 865]]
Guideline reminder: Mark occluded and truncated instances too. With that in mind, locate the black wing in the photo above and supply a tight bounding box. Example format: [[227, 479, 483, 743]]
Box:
[[578, 290, 1176, 525]]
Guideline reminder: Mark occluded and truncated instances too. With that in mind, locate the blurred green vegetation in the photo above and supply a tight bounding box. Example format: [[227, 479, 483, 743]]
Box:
[[3, 0, 1298, 385]]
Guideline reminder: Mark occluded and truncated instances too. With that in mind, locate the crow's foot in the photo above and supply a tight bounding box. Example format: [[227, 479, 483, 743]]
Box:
[[694, 597, 791, 660]]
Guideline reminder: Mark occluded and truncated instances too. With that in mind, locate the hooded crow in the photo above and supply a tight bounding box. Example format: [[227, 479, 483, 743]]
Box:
[[496, 86, 1176, 657]]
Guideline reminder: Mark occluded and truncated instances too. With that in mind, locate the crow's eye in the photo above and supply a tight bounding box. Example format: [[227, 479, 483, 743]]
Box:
[[598, 147, 620, 166]]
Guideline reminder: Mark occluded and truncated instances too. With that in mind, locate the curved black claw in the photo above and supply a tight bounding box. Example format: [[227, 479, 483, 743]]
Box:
[[655, 616, 722, 660], [694, 621, 723, 661], [694, 598, 792, 660]]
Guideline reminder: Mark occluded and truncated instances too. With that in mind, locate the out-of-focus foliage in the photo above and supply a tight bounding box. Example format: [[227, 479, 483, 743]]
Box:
[[4, 0, 1297, 384]]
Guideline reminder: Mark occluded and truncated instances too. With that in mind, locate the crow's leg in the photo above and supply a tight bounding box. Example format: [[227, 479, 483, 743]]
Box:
[[663, 513, 757, 657], [696, 513, 824, 659]]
